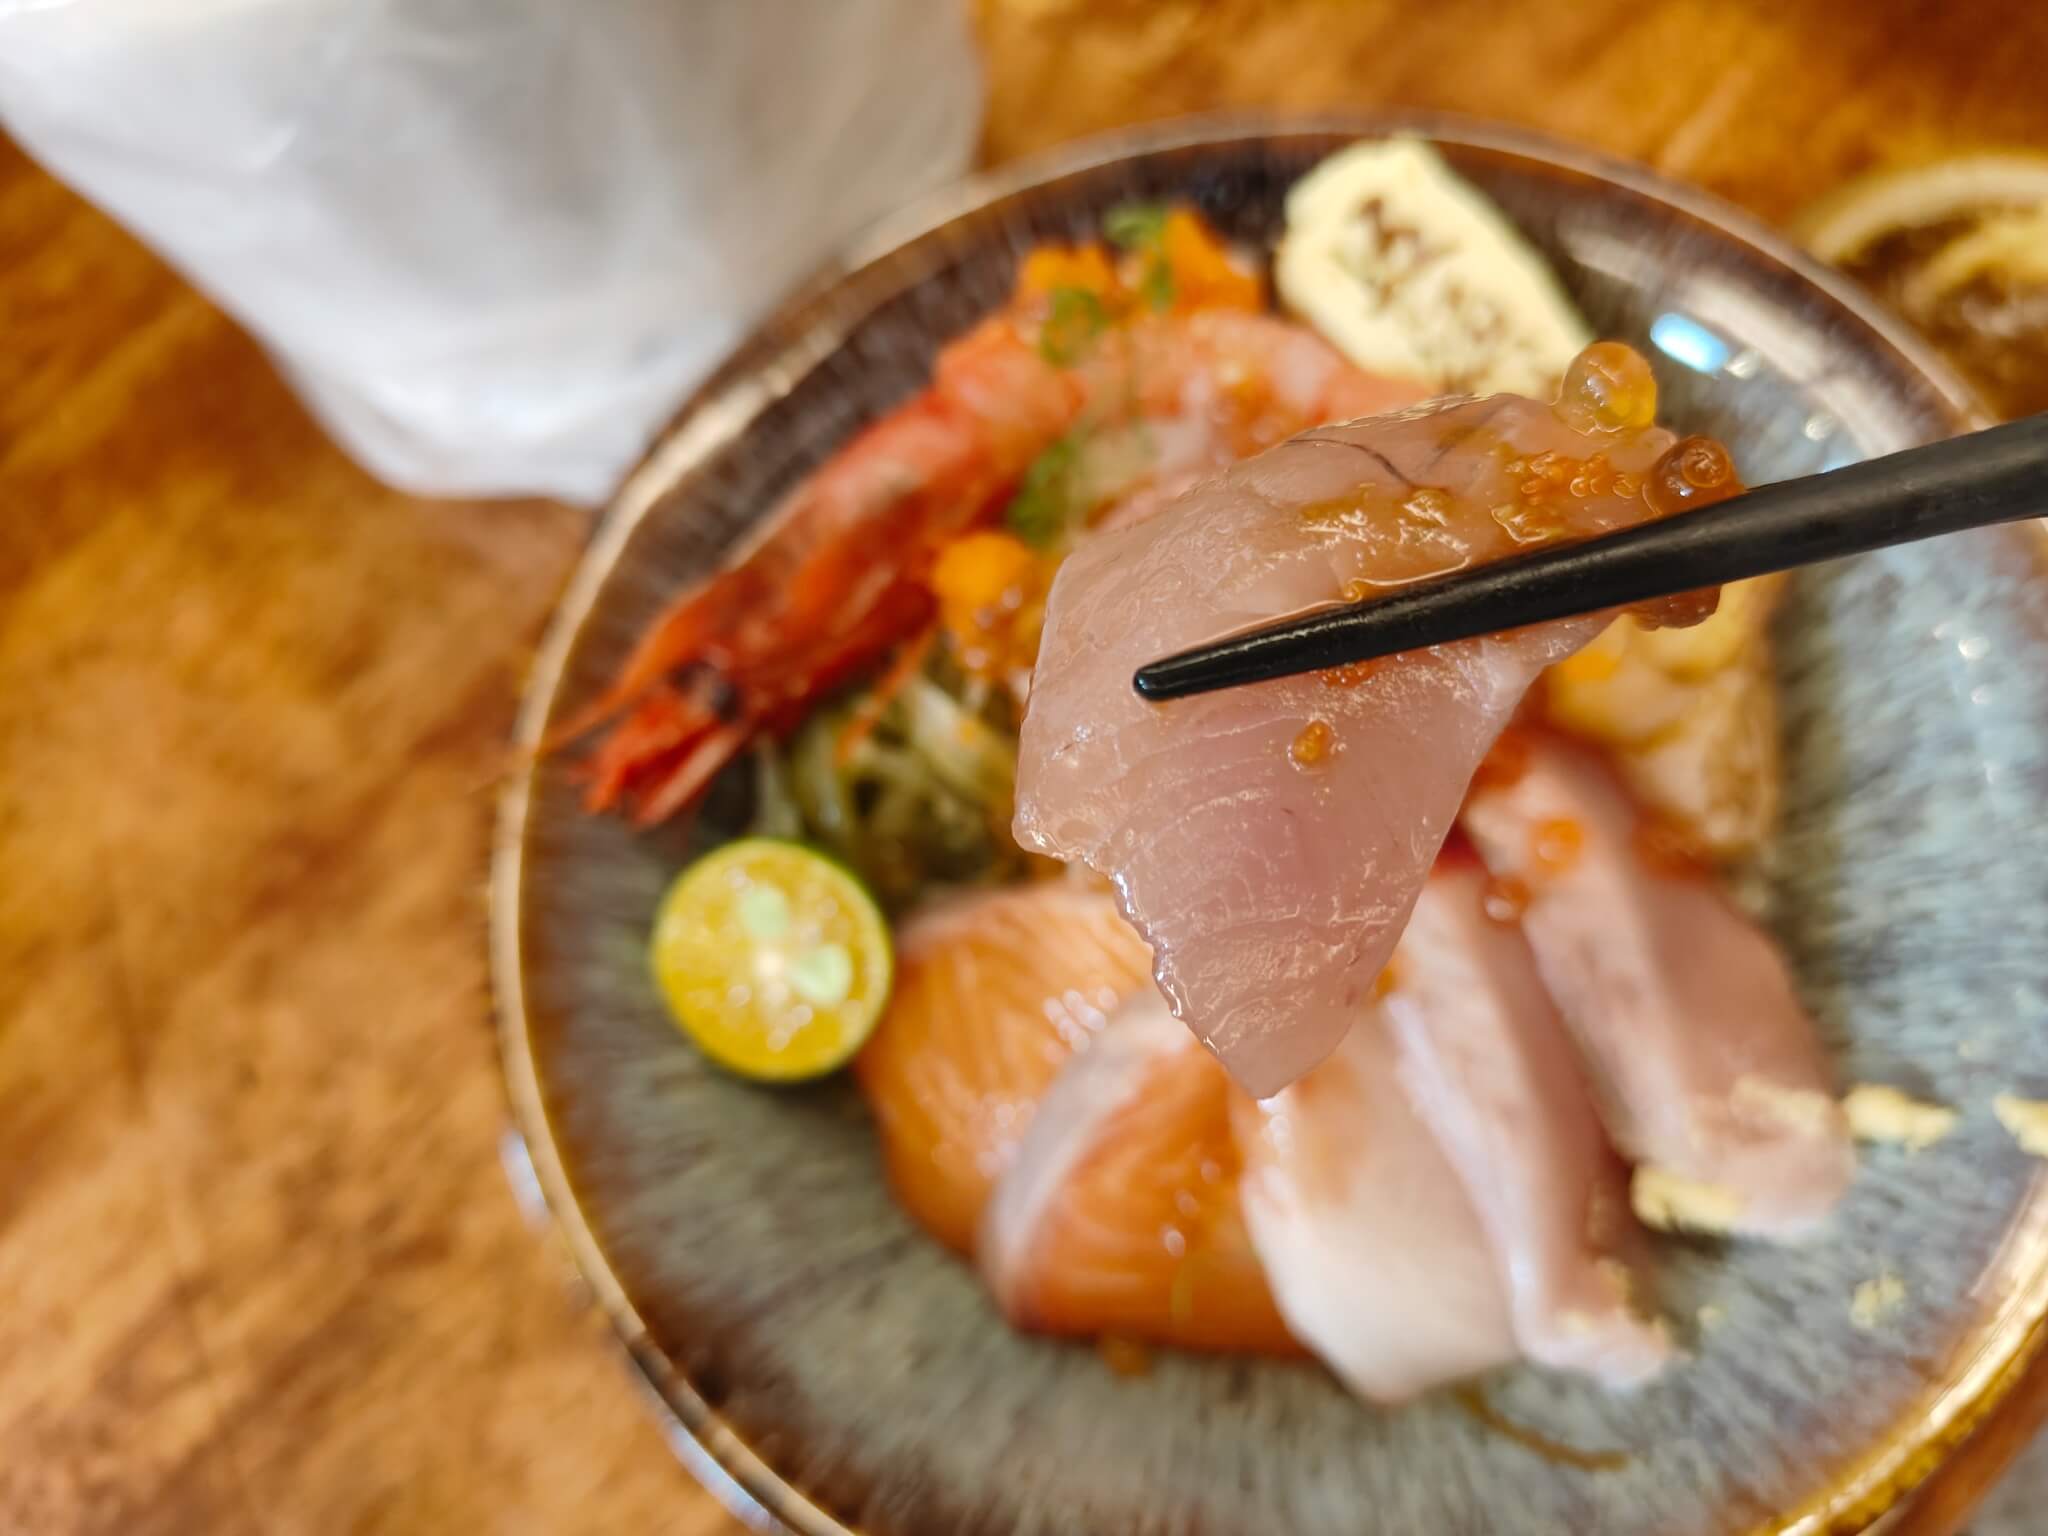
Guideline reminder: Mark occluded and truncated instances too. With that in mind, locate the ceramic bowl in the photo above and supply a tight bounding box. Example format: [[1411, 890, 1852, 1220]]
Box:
[[492, 114, 2048, 1536]]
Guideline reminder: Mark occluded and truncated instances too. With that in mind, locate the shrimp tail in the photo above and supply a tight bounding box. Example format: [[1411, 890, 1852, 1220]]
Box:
[[546, 576, 763, 752], [630, 725, 751, 827], [579, 685, 717, 814]]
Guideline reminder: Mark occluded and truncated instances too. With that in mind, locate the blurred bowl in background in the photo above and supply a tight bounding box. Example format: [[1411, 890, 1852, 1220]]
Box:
[[1796, 152, 2048, 422]]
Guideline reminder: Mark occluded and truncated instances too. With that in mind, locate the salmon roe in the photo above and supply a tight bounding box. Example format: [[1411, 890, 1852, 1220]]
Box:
[[1289, 718, 1337, 766], [1530, 817, 1584, 876], [1556, 341, 1660, 433], [1629, 585, 1721, 631], [1491, 449, 1579, 544], [1481, 875, 1532, 924], [1318, 659, 1381, 689], [1490, 440, 1650, 546], [1644, 435, 1741, 516]]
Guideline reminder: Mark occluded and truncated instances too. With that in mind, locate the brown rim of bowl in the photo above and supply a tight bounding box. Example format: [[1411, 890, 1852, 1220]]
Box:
[[491, 110, 2019, 1536]]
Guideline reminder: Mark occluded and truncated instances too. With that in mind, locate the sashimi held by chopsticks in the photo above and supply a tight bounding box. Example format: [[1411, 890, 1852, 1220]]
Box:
[[1014, 342, 1740, 1096]]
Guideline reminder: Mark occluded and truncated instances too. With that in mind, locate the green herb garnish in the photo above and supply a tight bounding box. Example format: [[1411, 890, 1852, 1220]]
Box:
[[1103, 202, 1169, 251], [1138, 259, 1176, 313], [1005, 432, 1086, 548], [1037, 284, 1108, 366], [1104, 201, 1176, 312]]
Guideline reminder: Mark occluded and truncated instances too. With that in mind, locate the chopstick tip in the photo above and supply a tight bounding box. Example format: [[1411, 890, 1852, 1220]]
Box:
[[1131, 663, 1175, 701]]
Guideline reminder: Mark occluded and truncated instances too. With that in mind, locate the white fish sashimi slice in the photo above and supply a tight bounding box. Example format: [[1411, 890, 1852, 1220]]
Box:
[[1232, 1012, 1518, 1402], [1015, 371, 1693, 1097], [1383, 856, 1671, 1387], [1460, 733, 1853, 1238]]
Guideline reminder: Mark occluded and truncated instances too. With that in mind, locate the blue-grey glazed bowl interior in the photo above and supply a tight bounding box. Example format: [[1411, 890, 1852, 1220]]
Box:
[[493, 116, 2048, 1536]]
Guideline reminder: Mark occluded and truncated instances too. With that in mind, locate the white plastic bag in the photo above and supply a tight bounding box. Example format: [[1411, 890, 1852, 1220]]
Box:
[[0, 0, 983, 503]]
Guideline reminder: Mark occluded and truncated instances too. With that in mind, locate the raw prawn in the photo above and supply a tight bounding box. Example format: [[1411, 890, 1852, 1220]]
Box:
[[567, 215, 1422, 824]]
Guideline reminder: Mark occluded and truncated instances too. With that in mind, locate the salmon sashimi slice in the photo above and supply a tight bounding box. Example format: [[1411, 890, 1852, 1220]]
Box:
[[1015, 343, 1740, 1096], [1383, 848, 1671, 1387], [980, 991, 1300, 1355], [1233, 1009, 1518, 1402], [853, 885, 1155, 1254], [1460, 732, 1853, 1238]]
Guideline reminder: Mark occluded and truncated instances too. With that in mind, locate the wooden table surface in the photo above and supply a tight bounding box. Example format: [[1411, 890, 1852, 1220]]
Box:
[[6, 3, 2047, 1532]]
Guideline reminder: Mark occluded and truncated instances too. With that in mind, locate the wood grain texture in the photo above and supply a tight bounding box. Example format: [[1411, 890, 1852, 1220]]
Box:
[[0, 138, 726, 1536], [4, 3, 2045, 1531]]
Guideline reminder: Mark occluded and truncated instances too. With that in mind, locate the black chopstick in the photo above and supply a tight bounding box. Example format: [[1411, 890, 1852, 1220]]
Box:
[[1132, 413, 2048, 702]]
